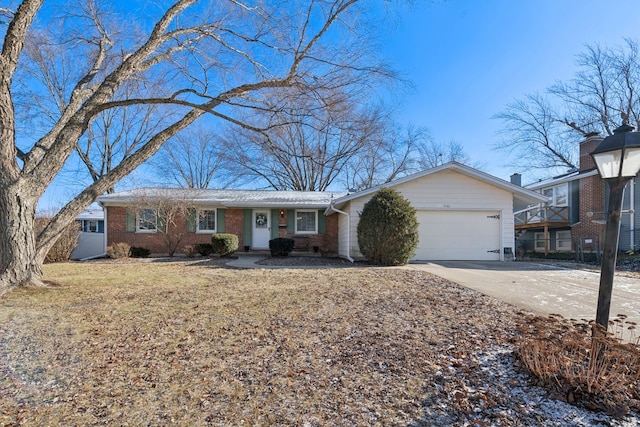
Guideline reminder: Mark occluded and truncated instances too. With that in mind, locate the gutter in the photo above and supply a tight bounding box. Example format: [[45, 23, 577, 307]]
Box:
[[327, 203, 354, 263]]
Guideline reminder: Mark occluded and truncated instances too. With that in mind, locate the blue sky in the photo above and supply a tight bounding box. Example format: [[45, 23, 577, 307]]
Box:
[[383, 0, 640, 184], [34, 0, 640, 210]]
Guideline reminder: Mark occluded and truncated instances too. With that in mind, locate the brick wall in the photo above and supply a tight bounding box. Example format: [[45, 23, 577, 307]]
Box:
[[106, 206, 212, 254], [106, 206, 339, 255], [579, 134, 602, 172], [273, 209, 339, 255], [225, 209, 245, 247], [572, 175, 606, 249], [572, 134, 606, 250]]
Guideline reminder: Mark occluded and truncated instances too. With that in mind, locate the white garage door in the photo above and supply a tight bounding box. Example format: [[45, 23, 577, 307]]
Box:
[[414, 210, 501, 261]]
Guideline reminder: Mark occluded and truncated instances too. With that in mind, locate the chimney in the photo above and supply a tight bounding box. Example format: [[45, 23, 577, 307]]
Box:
[[510, 173, 522, 186], [579, 131, 603, 171]]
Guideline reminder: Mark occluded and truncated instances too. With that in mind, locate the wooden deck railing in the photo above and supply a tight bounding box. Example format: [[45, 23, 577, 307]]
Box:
[[514, 205, 569, 226]]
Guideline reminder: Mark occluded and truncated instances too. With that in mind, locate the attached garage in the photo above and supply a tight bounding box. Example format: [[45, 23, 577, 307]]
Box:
[[415, 210, 501, 261], [327, 162, 547, 262]]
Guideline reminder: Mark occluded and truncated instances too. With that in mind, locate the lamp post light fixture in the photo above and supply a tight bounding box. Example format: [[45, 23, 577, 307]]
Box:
[[590, 123, 640, 330]]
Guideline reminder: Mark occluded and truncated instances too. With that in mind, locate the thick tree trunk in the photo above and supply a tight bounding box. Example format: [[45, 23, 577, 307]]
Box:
[[0, 183, 44, 294]]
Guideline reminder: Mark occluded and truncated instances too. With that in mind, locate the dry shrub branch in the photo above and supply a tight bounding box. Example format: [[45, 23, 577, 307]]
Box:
[[515, 314, 640, 417], [34, 218, 80, 263]]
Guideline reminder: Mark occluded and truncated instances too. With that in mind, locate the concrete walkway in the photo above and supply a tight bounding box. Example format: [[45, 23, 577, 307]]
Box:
[[225, 255, 268, 268], [409, 261, 640, 336]]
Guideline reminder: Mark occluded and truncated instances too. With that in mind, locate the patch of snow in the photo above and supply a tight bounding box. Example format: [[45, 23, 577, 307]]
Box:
[[476, 345, 640, 426]]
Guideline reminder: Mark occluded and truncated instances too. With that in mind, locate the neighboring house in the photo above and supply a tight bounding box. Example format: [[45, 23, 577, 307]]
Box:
[[96, 163, 545, 261], [515, 132, 640, 256], [70, 206, 106, 260]]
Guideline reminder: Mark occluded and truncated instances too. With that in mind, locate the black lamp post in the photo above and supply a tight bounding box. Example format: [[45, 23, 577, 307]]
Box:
[[590, 123, 640, 329]]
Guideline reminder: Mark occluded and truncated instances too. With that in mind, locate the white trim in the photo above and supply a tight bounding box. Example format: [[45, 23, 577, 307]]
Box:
[[102, 203, 108, 254], [295, 209, 318, 234], [331, 162, 547, 210], [196, 208, 217, 234], [499, 209, 505, 261], [525, 169, 599, 190], [327, 203, 354, 262]]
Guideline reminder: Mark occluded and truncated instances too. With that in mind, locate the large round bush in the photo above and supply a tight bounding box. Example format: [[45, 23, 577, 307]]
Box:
[[357, 188, 418, 265]]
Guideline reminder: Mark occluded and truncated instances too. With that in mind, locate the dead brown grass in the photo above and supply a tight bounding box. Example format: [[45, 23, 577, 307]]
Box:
[[515, 314, 640, 417], [0, 260, 524, 425]]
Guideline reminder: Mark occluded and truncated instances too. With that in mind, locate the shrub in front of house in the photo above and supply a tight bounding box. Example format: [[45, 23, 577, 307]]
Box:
[[195, 243, 214, 257], [183, 245, 197, 258], [212, 233, 239, 257], [357, 187, 418, 266], [269, 237, 295, 257], [107, 242, 131, 259], [130, 246, 151, 258]]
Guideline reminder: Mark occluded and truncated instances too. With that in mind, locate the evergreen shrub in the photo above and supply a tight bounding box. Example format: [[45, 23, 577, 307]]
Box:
[[130, 246, 151, 258], [212, 234, 239, 257], [357, 187, 419, 266], [269, 238, 294, 257]]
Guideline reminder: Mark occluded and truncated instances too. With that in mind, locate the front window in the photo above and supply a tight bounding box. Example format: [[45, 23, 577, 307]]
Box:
[[137, 209, 157, 233], [295, 210, 317, 234], [197, 209, 216, 233]]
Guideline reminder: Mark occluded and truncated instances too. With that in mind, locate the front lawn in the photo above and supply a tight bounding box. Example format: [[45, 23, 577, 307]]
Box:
[[0, 259, 619, 425]]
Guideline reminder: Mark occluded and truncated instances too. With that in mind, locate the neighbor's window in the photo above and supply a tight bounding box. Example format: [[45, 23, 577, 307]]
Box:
[[556, 230, 572, 252], [137, 209, 157, 232], [534, 232, 546, 252], [555, 185, 568, 206], [539, 183, 568, 207], [295, 210, 317, 233], [82, 220, 99, 233], [197, 209, 216, 233]]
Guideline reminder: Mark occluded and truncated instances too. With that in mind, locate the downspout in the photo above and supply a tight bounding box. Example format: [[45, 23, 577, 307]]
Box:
[[631, 179, 636, 251], [99, 202, 108, 257], [327, 203, 354, 263]]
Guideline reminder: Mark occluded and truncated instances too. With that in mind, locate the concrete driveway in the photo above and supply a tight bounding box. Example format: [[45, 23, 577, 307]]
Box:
[[410, 261, 640, 334]]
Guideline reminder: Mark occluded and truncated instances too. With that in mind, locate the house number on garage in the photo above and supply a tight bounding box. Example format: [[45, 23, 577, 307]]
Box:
[[443, 204, 450, 208]]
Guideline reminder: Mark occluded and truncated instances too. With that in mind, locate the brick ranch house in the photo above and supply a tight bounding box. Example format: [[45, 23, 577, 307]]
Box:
[[97, 163, 546, 261], [97, 189, 345, 256]]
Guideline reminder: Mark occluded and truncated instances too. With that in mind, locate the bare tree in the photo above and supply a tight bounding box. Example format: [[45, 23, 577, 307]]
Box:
[[494, 39, 640, 175], [494, 93, 579, 172], [343, 123, 430, 191], [151, 124, 224, 189], [417, 139, 472, 169], [219, 90, 385, 191], [0, 0, 389, 293], [127, 189, 199, 257]]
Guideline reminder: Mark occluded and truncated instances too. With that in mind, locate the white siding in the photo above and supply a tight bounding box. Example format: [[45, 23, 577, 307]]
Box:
[[346, 170, 515, 260], [70, 232, 106, 260], [337, 205, 351, 258]]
